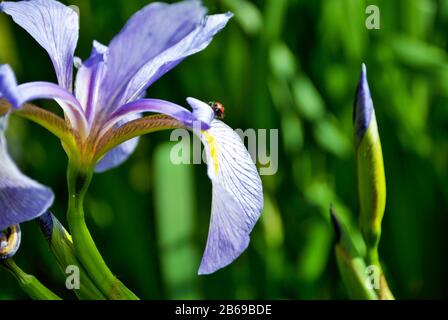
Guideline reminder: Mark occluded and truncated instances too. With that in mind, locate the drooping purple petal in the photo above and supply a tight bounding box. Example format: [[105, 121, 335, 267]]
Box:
[[102, 97, 213, 134], [74, 41, 108, 124], [97, 0, 206, 113], [95, 113, 140, 173], [186, 97, 215, 127], [1, 0, 79, 90], [196, 120, 263, 275], [119, 12, 232, 104], [353, 63, 374, 141], [0, 115, 54, 231]]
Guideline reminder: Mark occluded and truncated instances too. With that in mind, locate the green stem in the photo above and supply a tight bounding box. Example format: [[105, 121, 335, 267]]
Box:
[[66, 162, 139, 300], [1, 259, 61, 300]]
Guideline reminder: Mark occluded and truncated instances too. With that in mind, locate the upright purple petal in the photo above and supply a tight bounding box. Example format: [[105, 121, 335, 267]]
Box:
[[75, 41, 108, 124], [196, 120, 263, 275], [97, 0, 206, 113], [1, 0, 79, 90], [95, 113, 140, 173], [0, 116, 54, 231], [121, 12, 232, 103]]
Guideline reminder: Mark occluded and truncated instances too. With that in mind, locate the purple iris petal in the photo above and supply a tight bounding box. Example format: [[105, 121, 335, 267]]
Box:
[[186, 97, 214, 128], [197, 120, 263, 274], [104, 97, 213, 133], [16, 81, 87, 133], [95, 113, 140, 173], [98, 0, 212, 113], [74, 41, 108, 124], [0, 115, 54, 231], [118, 12, 233, 104], [354, 63, 374, 141], [1, 0, 79, 90], [0, 63, 87, 132]]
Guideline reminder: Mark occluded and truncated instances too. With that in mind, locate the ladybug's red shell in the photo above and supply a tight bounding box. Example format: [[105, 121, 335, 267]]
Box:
[[209, 101, 225, 119]]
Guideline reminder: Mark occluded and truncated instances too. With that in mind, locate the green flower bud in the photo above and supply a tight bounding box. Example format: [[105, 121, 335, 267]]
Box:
[[353, 64, 386, 254]]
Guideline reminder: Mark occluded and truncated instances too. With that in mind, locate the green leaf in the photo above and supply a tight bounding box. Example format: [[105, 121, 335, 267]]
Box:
[[269, 42, 297, 80], [292, 75, 325, 121]]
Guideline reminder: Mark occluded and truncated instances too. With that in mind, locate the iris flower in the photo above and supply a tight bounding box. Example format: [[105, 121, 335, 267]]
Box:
[[0, 0, 263, 274]]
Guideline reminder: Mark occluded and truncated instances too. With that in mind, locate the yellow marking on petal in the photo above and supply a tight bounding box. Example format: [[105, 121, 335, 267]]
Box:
[[202, 130, 219, 174]]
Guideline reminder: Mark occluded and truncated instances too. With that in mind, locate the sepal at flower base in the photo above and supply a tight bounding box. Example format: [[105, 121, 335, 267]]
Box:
[[330, 207, 378, 300], [37, 212, 105, 300]]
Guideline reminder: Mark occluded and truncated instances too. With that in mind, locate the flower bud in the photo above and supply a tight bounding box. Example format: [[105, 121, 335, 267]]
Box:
[[0, 225, 21, 260], [353, 64, 386, 251]]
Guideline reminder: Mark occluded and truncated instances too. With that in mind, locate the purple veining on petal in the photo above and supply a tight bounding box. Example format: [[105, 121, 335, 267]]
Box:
[[97, 0, 206, 114], [1, 63, 88, 132], [197, 120, 263, 275], [1, 0, 79, 90], [122, 12, 233, 104], [95, 113, 140, 173], [353, 63, 374, 141], [102, 97, 214, 135], [17, 81, 88, 133]]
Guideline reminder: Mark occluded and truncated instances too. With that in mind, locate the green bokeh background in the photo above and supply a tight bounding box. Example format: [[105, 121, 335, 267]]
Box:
[[1, 0, 447, 299]]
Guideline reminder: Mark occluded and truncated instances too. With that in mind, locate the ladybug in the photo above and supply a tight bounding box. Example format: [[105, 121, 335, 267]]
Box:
[[209, 101, 225, 119], [208, 101, 225, 119]]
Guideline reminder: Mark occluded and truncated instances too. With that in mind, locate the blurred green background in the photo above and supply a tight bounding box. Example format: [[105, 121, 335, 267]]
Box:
[[1, 0, 448, 299]]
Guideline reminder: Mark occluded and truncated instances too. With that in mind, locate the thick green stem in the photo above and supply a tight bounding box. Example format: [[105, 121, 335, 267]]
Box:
[[66, 162, 138, 300], [1, 259, 61, 300]]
